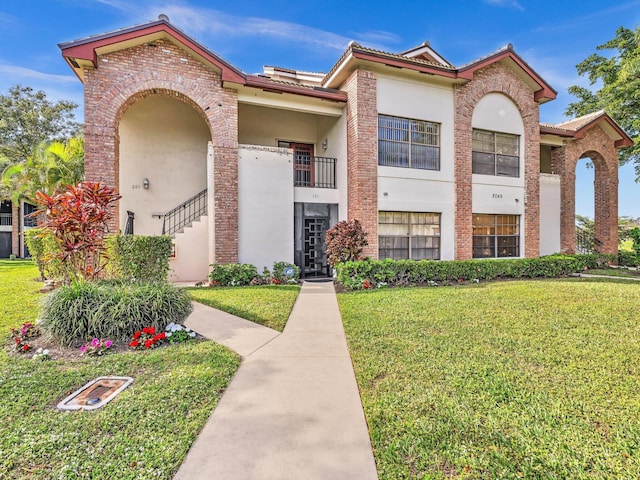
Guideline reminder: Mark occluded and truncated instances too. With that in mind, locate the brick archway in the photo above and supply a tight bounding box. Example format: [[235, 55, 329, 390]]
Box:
[[453, 63, 541, 259], [552, 125, 619, 255], [82, 39, 239, 262]]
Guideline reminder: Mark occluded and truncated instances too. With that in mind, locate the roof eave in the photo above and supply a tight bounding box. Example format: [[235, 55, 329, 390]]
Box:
[[245, 75, 347, 102], [459, 49, 557, 102], [59, 19, 246, 84], [573, 115, 634, 148]]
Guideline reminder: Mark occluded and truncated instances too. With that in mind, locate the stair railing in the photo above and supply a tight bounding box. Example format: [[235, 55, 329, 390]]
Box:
[[162, 189, 207, 237]]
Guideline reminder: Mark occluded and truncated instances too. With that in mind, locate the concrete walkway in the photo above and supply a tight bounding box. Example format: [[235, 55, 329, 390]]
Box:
[[175, 281, 378, 480]]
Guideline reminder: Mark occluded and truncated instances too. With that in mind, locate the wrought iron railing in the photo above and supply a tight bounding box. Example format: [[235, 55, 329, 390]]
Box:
[[0, 213, 11, 226], [294, 156, 336, 189], [162, 189, 207, 237], [124, 211, 135, 235], [576, 225, 602, 254]]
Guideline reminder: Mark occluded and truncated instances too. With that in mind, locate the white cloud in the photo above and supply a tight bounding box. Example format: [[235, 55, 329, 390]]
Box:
[[92, 1, 398, 52], [534, 0, 640, 33], [482, 0, 524, 11], [0, 63, 77, 84]]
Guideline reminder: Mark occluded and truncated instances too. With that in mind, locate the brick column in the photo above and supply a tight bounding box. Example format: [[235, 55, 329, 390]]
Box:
[[345, 69, 378, 258], [11, 204, 19, 257], [551, 146, 576, 254], [211, 88, 239, 264], [523, 114, 541, 258]]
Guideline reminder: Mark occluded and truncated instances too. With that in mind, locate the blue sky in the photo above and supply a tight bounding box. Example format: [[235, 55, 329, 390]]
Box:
[[1, 0, 638, 219]]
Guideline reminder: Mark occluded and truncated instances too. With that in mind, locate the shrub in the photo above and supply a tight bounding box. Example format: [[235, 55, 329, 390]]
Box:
[[40, 281, 193, 346], [106, 235, 172, 282], [272, 261, 300, 283], [24, 228, 64, 280], [34, 182, 121, 282], [618, 250, 640, 267], [325, 219, 368, 267], [209, 263, 258, 286], [629, 227, 640, 256], [334, 254, 615, 290]]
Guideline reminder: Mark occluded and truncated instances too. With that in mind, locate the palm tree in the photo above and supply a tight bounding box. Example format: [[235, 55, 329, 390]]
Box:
[[1, 135, 84, 204]]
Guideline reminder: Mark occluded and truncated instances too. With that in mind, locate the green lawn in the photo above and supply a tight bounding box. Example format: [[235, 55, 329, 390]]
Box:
[[586, 268, 640, 278], [338, 279, 640, 479], [0, 260, 240, 479], [186, 285, 300, 331]]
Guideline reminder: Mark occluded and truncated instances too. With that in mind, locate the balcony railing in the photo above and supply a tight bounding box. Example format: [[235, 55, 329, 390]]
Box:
[[0, 213, 11, 226], [294, 156, 336, 189]]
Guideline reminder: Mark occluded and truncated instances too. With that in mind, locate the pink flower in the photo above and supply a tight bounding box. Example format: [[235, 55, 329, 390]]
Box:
[[80, 345, 87, 353], [91, 338, 100, 347], [105, 340, 112, 348]]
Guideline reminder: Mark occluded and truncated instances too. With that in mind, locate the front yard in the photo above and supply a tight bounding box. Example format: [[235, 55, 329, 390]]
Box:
[[338, 278, 640, 478], [0, 261, 240, 479]]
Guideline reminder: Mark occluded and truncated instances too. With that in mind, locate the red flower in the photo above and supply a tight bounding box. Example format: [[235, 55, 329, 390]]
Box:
[[144, 339, 153, 349], [152, 332, 166, 342], [129, 339, 139, 348], [15, 337, 21, 344], [133, 331, 141, 339], [142, 326, 156, 336], [22, 344, 30, 352]]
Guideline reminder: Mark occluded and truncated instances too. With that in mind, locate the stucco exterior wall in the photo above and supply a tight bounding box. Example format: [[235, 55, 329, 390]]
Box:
[[118, 95, 210, 235], [375, 74, 457, 259], [539, 174, 561, 255], [471, 92, 526, 254], [238, 145, 294, 271]]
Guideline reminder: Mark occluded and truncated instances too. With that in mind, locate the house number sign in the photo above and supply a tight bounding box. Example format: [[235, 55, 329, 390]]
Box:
[[492, 193, 503, 199]]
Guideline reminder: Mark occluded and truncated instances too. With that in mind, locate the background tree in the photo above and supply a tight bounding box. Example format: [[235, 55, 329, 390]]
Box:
[[566, 27, 640, 179], [0, 85, 78, 166]]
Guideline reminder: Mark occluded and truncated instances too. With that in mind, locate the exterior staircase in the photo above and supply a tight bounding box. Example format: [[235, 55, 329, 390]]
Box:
[[162, 188, 207, 237], [162, 189, 210, 282]]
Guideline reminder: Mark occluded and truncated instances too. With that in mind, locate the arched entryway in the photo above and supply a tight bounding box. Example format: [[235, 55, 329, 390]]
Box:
[[553, 125, 619, 255]]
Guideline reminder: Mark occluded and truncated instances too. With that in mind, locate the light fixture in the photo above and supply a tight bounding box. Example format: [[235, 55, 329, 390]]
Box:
[[143, 178, 150, 190], [321, 138, 328, 150]]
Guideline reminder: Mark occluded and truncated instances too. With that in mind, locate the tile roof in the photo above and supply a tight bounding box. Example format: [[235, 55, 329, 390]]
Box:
[[458, 44, 512, 69], [554, 110, 606, 131]]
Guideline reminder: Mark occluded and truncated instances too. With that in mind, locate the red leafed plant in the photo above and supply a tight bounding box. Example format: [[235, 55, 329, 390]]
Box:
[[34, 182, 121, 282], [325, 219, 369, 267]]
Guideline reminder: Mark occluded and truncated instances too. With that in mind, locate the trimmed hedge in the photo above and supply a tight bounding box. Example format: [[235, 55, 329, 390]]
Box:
[[209, 263, 258, 286], [335, 254, 615, 290], [619, 250, 640, 267], [40, 281, 193, 345], [106, 235, 172, 283]]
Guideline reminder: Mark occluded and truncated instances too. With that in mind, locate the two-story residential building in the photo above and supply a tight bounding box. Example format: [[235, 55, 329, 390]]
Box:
[[0, 199, 36, 258], [58, 16, 632, 281]]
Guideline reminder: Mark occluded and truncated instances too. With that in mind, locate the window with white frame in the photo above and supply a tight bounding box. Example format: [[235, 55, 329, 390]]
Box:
[[472, 129, 519, 177], [472, 214, 520, 258], [378, 115, 440, 170], [378, 211, 440, 260]]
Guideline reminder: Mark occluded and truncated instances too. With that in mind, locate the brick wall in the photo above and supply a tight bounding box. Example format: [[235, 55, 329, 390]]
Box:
[[553, 124, 618, 255], [345, 69, 378, 258], [453, 63, 540, 259], [11, 204, 19, 257], [83, 39, 238, 263]]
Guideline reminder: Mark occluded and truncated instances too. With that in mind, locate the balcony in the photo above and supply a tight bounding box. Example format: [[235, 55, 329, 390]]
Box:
[[294, 156, 336, 189]]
